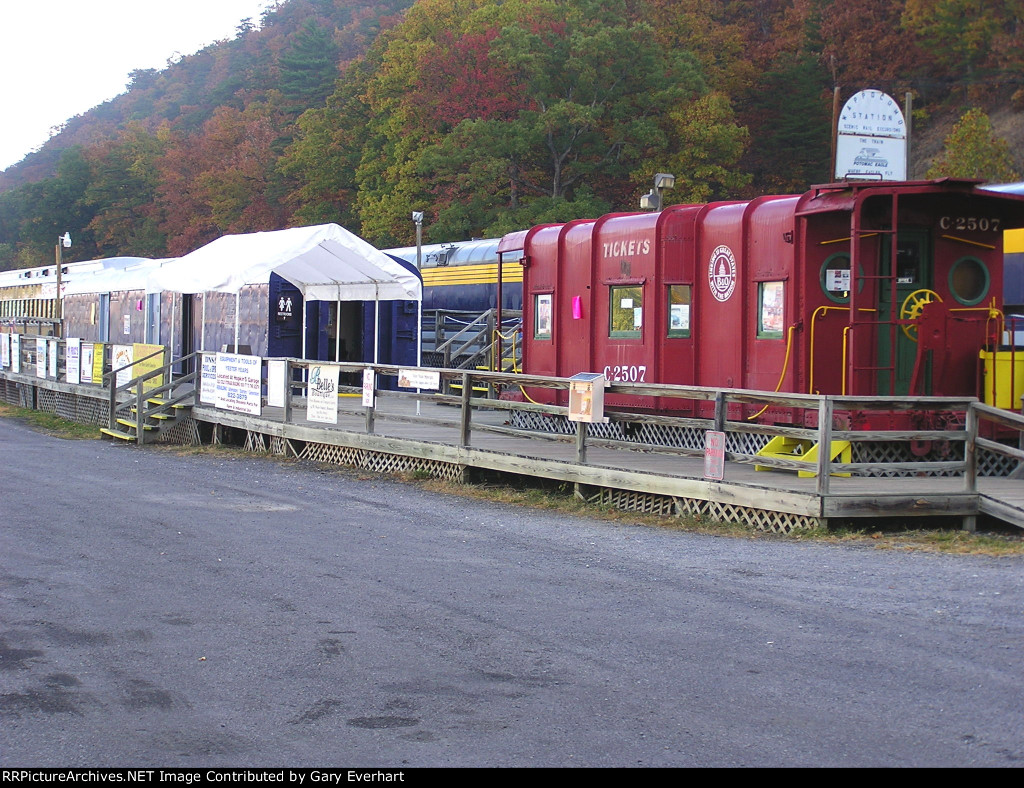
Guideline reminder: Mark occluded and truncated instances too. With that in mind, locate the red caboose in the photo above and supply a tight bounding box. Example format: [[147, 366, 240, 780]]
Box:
[[509, 180, 1024, 420]]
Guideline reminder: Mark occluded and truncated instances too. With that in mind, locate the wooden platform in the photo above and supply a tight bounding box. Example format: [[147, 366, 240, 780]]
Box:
[[190, 395, 1018, 533]]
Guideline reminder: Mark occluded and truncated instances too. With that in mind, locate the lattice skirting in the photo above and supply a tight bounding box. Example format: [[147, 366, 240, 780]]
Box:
[[289, 436, 466, 481], [582, 486, 821, 533], [32, 386, 110, 426], [156, 416, 202, 446]]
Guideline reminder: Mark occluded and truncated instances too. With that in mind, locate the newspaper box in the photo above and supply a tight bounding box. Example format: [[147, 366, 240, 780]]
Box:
[[568, 373, 608, 423]]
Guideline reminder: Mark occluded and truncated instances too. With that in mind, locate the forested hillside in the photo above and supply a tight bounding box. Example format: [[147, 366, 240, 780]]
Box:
[[2, 0, 1023, 269]]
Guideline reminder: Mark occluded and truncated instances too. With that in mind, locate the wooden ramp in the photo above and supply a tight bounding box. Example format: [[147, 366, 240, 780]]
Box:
[[190, 397, 1016, 534]]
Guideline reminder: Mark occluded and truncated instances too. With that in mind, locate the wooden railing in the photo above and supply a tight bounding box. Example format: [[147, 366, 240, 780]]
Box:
[[193, 357, 996, 492]]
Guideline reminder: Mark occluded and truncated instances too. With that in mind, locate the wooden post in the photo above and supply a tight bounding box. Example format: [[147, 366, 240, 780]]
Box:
[[575, 420, 587, 464], [713, 391, 727, 433], [816, 396, 833, 496], [108, 369, 117, 432], [962, 404, 978, 532], [135, 380, 145, 446], [283, 361, 293, 425], [460, 371, 472, 447]]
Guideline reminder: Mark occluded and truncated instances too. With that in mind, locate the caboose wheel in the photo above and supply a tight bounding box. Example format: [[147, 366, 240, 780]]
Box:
[[900, 289, 943, 341]]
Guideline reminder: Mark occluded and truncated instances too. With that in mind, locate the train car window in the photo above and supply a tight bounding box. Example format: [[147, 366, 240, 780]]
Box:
[[758, 281, 784, 338], [820, 252, 854, 303], [896, 238, 922, 283], [610, 285, 643, 338], [667, 285, 691, 337], [948, 256, 989, 306], [534, 293, 552, 339]]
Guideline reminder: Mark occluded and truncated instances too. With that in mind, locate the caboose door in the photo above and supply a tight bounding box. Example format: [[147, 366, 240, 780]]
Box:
[[877, 230, 930, 395]]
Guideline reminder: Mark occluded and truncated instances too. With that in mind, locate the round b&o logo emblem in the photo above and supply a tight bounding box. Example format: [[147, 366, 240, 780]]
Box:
[[708, 245, 737, 302]]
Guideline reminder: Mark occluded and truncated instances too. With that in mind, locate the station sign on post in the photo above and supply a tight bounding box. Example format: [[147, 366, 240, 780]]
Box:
[[835, 89, 907, 181], [567, 372, 609, 423]]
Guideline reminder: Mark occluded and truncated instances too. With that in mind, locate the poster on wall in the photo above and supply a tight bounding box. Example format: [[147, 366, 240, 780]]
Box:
[[113, 345, 134, 389], [307, 364, 340, 424], [66, 339, 82, 385], [1, 333, 9, 368], [132, 343, 164, 392], [48, 340, 58, 379], [36, 338, 47, 379], [91, 343, 104, 384], [12, 334, 20, 373], [200, 353, 218, 405], [81, 343, 94, 384], [214, 353, 262, 416]]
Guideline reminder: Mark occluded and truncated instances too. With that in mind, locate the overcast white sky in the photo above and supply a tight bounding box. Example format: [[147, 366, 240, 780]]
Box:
[[0, 1, 274, 171]]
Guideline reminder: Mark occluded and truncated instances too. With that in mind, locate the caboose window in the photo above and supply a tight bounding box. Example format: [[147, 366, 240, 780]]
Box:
[[610, 285, 643, 338], [667, 285, 691, 337], [534, 293, 553, 339], [821, 253, 853, 303], [949, 256, 989, 306], [758, 281, 784, 338]]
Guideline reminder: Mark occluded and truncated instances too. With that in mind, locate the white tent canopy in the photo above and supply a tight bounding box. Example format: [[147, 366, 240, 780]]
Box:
[[63, 257, 170, 296], [147, 223, 421, 302]]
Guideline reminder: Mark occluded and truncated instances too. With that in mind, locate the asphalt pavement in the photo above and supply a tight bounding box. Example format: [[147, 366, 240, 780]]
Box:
[[1, 416, 1022, 767]]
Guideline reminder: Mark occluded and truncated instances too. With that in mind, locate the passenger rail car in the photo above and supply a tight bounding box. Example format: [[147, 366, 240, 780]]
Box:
[[385, 237, 523, 313], [510, 179, 1024, 424]]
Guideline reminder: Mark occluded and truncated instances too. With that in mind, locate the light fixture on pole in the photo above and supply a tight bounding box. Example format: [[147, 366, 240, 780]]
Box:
[[54, 232, 71, 335], [412, 212, 424, 415], [640, 172, 676, 212]]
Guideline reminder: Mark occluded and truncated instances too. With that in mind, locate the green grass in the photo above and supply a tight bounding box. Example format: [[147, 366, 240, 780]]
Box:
[[0, 402, 101, 440]]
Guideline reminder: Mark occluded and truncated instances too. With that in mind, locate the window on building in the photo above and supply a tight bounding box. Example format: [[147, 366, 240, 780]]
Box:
[[667, 285, 691, 337], [610, 285, 643, 338], [758, 281, 784, 338], [534, 293, 553, 339]]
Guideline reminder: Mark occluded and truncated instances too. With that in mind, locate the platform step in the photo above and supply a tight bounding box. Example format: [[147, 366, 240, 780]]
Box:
[[755, 436, 851, 477], [100, 427, 137, 441], [116, 418, 157, 432], [130, 406, 174, 420]]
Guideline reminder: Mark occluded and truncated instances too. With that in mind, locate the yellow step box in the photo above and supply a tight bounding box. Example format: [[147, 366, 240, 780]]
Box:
[[755, 436, 851, 478]]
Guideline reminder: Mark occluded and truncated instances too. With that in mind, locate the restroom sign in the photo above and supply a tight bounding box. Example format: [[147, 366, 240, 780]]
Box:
[[276, 295, 295, 322]]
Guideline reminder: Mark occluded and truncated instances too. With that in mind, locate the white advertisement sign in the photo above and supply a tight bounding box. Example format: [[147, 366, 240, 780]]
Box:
[[215, 353, 262, 415], [113, 345, 134, 388], [66, 339, 82, 384], [81, 344, 94, 384], [11, 334, 20, 374], [307, 364, 340, 424], [1, 333, 9, 368], [835, 90, 907, 181], [267, 360, 287, 408], [48, 340, 58, 380], [65, 337, 81, 384], [398, 368, 440, 390], [36, 338, 47, 379], [200, 353, 218, 404]]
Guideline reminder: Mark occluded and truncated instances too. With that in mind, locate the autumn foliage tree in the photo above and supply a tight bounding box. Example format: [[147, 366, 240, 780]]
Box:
[[926, 108, 1020, 182]]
